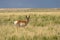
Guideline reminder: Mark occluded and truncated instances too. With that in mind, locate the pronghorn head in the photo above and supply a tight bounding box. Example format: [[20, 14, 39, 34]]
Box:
[[26, 15, 30, 22]]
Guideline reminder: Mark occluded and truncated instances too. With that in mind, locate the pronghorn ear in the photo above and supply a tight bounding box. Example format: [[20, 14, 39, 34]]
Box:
[[28, 15, 30, 18], [25, 15, 27, 18], [25, 15, 30, 18]]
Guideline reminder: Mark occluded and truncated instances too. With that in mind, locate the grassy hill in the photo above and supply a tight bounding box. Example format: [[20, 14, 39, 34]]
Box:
[[0, 8, 60, 12]]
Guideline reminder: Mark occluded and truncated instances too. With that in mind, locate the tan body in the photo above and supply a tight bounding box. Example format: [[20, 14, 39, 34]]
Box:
[[14, 15, 30, 27]]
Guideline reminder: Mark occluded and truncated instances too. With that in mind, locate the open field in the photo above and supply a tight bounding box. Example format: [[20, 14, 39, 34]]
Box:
[[0, 8, 60, 40]]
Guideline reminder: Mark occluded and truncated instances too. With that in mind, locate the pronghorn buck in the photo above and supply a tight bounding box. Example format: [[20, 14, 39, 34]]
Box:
[[14, 15, 30, 27]]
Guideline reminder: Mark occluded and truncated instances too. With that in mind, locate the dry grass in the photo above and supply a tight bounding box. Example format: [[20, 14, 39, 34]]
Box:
[[0, 25, 60, 40], [0, 11, 60, 40]]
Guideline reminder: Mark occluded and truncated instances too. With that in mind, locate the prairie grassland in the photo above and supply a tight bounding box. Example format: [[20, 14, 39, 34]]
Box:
[[0, 12, 60, 40]]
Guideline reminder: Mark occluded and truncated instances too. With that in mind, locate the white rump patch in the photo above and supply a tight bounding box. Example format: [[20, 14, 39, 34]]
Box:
[[14, 21, 18, 25]]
